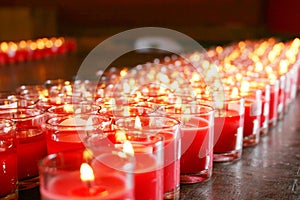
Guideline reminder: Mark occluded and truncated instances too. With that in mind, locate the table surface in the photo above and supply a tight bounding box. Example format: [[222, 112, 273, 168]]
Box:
[[3, 53, 299, 200]]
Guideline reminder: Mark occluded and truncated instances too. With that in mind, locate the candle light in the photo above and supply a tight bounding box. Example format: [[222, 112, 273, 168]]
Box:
[[39, 149, 134, 200], [0, 108, 48, 190], [44, 114, 110, 154], [114, 115, 180, 200], [0, 119, 17, 199]]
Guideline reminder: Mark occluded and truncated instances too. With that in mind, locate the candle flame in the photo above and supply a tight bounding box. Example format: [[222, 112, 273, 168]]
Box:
[[134, 116, 142, 130], [63, 104, 74, 113], [115, 130, 127, 143], [123, 140, 134, 156], [80, 163, 95, 182]]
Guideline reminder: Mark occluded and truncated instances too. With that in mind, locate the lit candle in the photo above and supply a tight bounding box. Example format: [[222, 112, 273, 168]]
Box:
[[39, 149, 134, 200]]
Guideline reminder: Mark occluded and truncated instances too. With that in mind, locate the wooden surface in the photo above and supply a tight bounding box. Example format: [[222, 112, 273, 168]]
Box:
[[3, 53, 300, 200]]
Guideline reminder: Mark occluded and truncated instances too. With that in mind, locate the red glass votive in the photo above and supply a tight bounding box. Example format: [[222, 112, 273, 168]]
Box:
[[277, 75, 286, 121], [39, 149, 134, 200], [0, 108, 47, 190], [212, 96, 245, 162], [241, 90, 262, 147], [44, 114, 110, 154], [87, 130, 165, 200], [163, 103, 214, 184], [0, 119, 17, 200], [260, 84, 271, 136], [114, 116, 180, 200]]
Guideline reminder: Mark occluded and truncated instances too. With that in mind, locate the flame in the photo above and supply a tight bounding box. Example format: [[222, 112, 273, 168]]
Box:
[[241, 80, 250, 93], [63, 104, 74, 113], [279, 59, 289, 75], [134, 116, 142, 130], [123, 140, 134, 156], [80, 163, 95, 182], [120, 68, 128, 77], [230, 87, 239, 98], [115, 130, 127, 143]]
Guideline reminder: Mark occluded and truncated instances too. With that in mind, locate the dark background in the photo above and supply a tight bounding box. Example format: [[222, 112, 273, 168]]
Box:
[[0, 0, 299, 91]]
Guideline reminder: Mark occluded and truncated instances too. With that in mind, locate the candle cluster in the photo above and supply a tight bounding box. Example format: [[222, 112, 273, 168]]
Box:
[[0, 37, 77, 65], [0, 37, 300, 200]]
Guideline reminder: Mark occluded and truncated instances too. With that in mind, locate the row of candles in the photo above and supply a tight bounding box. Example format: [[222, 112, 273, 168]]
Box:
[[0, 37, 300, 200], [0, 37, 77, 65]]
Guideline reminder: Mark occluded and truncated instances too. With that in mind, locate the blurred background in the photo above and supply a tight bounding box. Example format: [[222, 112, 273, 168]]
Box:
[[0, 0, 299, 91]]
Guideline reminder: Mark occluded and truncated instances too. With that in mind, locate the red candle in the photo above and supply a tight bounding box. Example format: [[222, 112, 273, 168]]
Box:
[[242, 96, 262, 147], [268, 80, 279, 126], [39, 150, 134, 200], [0, 108, 47, 190], [45, 115, 108, 154], [106, 132, 164, 200], [0, 119, 17, 199], [17, 128, 47, 180], [113, 115, 180, 198], [213, 99, 244, 163], [180, 119, 213, 182]]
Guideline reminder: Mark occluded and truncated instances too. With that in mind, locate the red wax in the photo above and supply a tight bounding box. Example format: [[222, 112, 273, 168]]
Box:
[[17, 128, 47, 180], [214, 110, 243, 153], [243, 101, 261, 137], [0, 148, 17, 197], [180, 119, 212, 174], [41, 172, 132, 200], [107, 134, 164, 200], [159, 132, 180, 195], [134, 154, 164, 200], [269, 88, 279, 125], [46, 130, 85, 154]]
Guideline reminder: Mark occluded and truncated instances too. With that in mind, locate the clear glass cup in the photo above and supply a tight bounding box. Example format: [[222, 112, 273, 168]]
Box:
[[44, 114, 111, 154], [241, 89, 262, 147], [0, 119, 17, 200], [86, 131, 165, 200], [0, 108, 47, 190], [212, 96, 245, 162], [39, 149, 135, 200], [114, 116, 180, 200], [162, 103, 214, 184], [46, 103, 101, 118]]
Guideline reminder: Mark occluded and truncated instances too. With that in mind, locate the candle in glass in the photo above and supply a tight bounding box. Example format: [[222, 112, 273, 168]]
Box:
[[114, 116, 180, 200], [0, 119, 17, 200], [0, 108, 47, 190], [44, 114, 110, 154], [39, 149, 134, 200]]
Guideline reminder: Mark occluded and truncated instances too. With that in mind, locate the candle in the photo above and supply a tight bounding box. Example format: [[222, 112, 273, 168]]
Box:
[[163, 103, 214, 184], [0, 108, 47, 190], [45, 114, 110, 154], [39, 149, 134, 200], [241, 90, 262, 147], [97, 129, 164, 200], [212, 96, 245, 162], [114, 115, 180, 199], [0, 119, 17, 199]]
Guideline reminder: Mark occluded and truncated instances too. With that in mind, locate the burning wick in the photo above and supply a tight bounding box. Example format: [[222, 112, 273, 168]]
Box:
[[80, 162, 96, 193]]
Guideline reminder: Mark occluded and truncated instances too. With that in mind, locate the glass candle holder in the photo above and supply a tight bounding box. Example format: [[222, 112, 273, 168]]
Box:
[[212, 96, 245, 162], [114, 116, 180, 200], [46, 103, 101, 118], [163, 103, 214, 184], [0, 96, 37, 109], [241, 90, 262, 147], [86, 131, 165, 200], [0, 119, 17, 200], [39, 149, 134, 200], [44, 114, 111, 154], [0, 108, 47, 190]]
